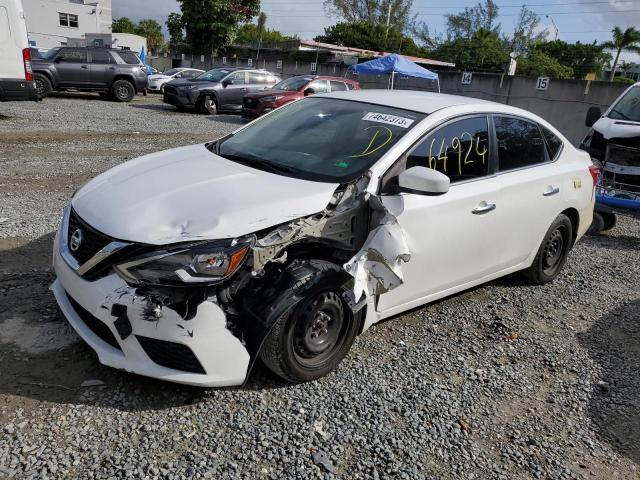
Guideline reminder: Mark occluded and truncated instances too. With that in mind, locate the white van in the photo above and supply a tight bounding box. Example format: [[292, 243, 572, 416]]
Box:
[[0, 0, 37, 102]]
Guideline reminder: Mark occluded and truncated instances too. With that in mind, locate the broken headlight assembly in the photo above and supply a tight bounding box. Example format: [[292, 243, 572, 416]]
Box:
[[114, 236, 255, 286]]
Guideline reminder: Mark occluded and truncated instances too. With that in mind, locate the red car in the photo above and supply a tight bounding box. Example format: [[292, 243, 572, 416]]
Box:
[[242, 75, 361, 119]]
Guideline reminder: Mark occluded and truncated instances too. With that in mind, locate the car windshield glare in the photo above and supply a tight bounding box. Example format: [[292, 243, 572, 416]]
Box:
[[218, 97, 426, 182], [273, 76, 314, 91], [609, 86, 640, 122], [196, 68, 232, 82]]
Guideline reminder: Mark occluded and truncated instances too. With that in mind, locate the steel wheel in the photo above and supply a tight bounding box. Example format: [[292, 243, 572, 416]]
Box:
[[115, 85, 129, 100], [542, 228, 565, 276]]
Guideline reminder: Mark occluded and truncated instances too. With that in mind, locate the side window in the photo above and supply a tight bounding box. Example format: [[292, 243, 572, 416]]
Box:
[[495, 116, 547, 171], [57, 48, 87, 63], [330, 80, 347, 92], [308, 80, 328, 93], [407, 117, 490, 183], [248, 72, 267, 84], [226, 71, 246, 85], [90, 50, 111, 64], [541, 125, 563, 160]]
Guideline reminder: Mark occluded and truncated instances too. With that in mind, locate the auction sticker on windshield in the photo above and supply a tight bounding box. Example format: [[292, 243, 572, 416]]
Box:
[[362, 112, 415, 128]]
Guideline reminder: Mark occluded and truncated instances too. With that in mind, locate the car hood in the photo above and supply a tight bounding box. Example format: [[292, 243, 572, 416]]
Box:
[[245, 89, 300, 99], [593, 116, 640, 140], [148, 74, 170, 80], [71, 144, 339, 245]]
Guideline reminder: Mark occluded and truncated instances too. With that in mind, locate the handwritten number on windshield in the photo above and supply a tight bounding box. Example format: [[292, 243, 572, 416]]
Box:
[[350, 126, 394, 158]]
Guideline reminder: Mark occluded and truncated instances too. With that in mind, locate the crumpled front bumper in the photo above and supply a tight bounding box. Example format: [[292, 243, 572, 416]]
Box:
[[51, 230, 251, 387]]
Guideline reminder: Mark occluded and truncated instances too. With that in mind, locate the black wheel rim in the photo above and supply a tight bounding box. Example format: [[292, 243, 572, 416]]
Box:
[[542, 227, 566, 276], [116, 85, 129, 100], [35, 79, 44, 96], [292, 291, 347, 368]]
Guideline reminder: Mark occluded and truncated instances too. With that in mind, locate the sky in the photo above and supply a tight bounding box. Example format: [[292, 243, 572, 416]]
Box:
[[111, 0, 640, 62]]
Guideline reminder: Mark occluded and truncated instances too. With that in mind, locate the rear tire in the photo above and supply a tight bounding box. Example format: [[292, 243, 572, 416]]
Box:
[[523, 214, 573, 285], [259, 260, 361, 383], [601, 212, 617, 231], [34, 73, 52, 99], [111, 80, 135, 102], [586, 212, 605, 236], [198, 95, 217, 115]]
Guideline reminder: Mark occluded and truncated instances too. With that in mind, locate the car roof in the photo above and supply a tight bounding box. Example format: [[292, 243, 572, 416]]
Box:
[[323, 89, 508, 114]]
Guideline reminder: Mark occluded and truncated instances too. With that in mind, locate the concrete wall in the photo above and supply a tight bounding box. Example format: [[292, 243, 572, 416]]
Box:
[[150, 54, 629, 146], [23, 0, 111, 48]]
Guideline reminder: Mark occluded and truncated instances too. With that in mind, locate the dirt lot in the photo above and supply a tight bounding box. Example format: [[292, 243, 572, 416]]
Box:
[[0, 93, 639, 480]]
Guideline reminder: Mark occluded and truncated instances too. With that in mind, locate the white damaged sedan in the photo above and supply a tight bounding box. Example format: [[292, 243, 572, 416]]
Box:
[[51, 90, 597, 387]]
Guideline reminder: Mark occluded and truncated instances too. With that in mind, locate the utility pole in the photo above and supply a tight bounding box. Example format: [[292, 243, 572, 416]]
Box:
[[545, 15, 558, 41], [385, 0, 392, 49]]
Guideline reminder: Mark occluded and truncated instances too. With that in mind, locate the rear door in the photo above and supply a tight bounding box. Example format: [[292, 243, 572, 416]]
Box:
[[491, 115, 566, 267], [87, 49, 113, 87], [218, 70, 247, 108], [0, 1, 24, 80], [54, 48, 90, 86]]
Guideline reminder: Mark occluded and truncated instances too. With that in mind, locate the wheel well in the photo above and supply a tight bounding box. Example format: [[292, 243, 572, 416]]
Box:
[[111, 75, 136, 92], [34, 70, 54, 86], [561, 207, 579, 247]]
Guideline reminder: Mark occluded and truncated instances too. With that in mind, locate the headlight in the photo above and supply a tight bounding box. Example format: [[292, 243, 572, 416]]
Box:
[[261, 95, 283, 102], [115, 236, 254, 286]]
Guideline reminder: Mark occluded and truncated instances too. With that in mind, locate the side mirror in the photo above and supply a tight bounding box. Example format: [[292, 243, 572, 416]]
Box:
[[303, 87, 315, 96], [54, 57, 63, 63], [398, 166, 450, 195], [221, 80, 230, 88], [585, 106, 602, 127]]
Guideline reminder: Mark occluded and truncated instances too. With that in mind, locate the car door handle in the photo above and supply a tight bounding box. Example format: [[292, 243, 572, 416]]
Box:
[[543, 186, 560, 196], [472, 201, 496, 215]]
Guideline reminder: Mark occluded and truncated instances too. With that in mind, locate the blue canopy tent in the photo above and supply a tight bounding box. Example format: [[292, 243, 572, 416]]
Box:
[[348, 53, 440, 92]]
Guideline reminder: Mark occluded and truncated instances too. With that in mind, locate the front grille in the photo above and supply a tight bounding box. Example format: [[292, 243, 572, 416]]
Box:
[[65, 291, 122, 351], [164, 85, 178, 95], [67, 209, 113, 265], [136, 336, 206, 374]]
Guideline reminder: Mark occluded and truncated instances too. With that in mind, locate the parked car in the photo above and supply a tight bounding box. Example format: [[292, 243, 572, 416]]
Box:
[[148, 67, 204, 93], [0, 0, 38, 103], [163, 67, 280, 114], [51, 90, 596, 387], [32, 47, 148, 102], [580, 82, 640, 233], [242, 75, 360, 119], [143, 65, 158, 75]]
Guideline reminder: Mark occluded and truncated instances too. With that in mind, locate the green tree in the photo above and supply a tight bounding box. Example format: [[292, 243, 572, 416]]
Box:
[[315, 21, 423, 55], [517, 50, 574, 78], [112, 17, 137, 34], [135, 19, 164, 54], [601, 26, 640, 81], [166, 12, 184, 48], [323, 0, 414, 32], [430, 28, 508, 71], [235, 24, 294, 45], [178, 0, 260, 54], [445, 0, 500, 39], [508, 6, 547, 54], [533, 40, 610, 79]]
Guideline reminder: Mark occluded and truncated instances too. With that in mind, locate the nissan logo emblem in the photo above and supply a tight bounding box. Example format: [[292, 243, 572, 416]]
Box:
[[69, 229, 83, 252]]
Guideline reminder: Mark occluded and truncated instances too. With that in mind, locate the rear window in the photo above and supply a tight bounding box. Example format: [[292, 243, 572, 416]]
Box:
[[541, 126, 563, 160], [495, 116, 547, 171], [116, 50, 141, 65]]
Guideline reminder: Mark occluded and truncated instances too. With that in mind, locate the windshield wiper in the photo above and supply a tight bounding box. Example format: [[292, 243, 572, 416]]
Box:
[[610, 108, 631, 121], [220, 153, 293, 174]]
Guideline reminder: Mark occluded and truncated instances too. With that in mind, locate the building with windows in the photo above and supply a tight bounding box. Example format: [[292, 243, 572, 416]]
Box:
[[23, 0, 112, 49]]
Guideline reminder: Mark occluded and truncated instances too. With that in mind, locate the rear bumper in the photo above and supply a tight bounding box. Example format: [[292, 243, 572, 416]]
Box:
[[0, 78, 38, 102], [51, 228, 251, 387]]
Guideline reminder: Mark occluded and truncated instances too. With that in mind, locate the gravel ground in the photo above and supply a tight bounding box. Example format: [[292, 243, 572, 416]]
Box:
[[1, 93, 639, 480]]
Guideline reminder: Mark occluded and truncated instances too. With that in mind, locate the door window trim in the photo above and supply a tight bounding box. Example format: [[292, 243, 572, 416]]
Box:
[[379, 113, 497, 194], [223, 71, 247, 85], [491, 113, 558, 176]]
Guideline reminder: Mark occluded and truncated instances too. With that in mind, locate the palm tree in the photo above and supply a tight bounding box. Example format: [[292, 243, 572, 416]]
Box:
[[602, 26, 640, 81]]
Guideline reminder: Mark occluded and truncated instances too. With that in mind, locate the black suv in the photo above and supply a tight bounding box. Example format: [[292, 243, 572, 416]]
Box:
[[32, 47, 149, 102], [163, 67, 280, 114]]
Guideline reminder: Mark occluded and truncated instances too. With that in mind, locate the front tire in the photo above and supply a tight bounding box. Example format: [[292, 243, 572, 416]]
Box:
[[34, 73, 52, 98], [259, 260, 361, 383], [198, 95, 217, 115], [111, 80, 135, 102], [523, 214, 573, 285]]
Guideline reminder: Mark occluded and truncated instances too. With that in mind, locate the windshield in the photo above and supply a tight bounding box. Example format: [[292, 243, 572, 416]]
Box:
[[609, 85, 640, 122], [163, 68, 179, 76], [196, 68, 232, 82], [273, 76, 314, 91], [217, 97, 426, 182]]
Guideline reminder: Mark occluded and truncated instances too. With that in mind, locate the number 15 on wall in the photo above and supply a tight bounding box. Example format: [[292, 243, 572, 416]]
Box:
[[536, 77, 550, 90]]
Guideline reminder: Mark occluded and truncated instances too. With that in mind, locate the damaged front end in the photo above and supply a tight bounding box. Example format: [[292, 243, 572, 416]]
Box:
[[51, 173, 412, 387]]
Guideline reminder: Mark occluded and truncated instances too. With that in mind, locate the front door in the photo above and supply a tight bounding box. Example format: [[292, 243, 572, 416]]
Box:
[[54, 48, 89, 87], [376, 115, 504, 314], [218, 71, 247, 109]]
